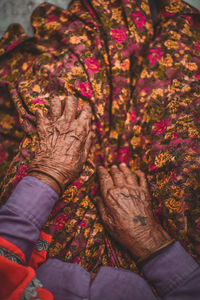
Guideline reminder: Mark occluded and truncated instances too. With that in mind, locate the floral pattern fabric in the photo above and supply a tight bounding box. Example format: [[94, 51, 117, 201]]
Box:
[[0, 0, 200, 274]]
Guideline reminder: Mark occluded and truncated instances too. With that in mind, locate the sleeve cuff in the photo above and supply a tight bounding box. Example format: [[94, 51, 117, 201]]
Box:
[[4, 176, 59, 228], [142, 241, 199, 297]]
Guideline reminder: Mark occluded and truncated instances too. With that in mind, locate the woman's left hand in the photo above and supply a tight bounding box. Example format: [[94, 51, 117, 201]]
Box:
[[29, 95, 93, 194], [96, 164, 174, 261]]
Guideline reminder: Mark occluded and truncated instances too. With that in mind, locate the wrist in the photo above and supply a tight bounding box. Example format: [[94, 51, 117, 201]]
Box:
[[28, 171, 61, 195], [129, 224, 174, 261]]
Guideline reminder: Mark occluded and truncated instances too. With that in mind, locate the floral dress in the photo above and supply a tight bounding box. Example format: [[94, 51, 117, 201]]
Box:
[[0, 0, 199, 274]]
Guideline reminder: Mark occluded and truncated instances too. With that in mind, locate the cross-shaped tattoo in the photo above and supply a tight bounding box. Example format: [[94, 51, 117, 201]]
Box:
[[133, 215, 147, 226]]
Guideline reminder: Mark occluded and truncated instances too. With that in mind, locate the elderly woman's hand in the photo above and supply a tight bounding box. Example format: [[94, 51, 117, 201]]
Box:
[[97, 164, 174, 262], [29, 95, 93, 194]]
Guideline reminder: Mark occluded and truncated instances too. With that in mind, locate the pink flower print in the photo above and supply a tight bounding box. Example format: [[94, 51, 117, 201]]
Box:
[[184, 15, 193, 25], [171, 132, 178, 140], [153, 120, 167, 135], [53, 213, 69, 231], [171, 169, 177, 182], [91, 185, 98, 195], [154, 207, 164, 223], [111, 29, 127, 44], [130, 111, 137, 123], [147, 48, 164, 65], [162, 12, 175, 17], [132, 12, 146, 29], [46, 16, 59, 23], [80, 220, 87, 228], [197, 223, 200, 233], [149, 162, 158, 171], [194, 42, 200, 52], [7, 41, 20, 51], [72, 256, 81, 263], [86, 57, 100, 73], [196, 218, 200, 233], [12, 164, 29, 187], [78, 82, 93, 98], [31, 98, 47, 105], [118, 147, 131, 164], [96, 123, 103, 134], [73, 181, 83, 190]]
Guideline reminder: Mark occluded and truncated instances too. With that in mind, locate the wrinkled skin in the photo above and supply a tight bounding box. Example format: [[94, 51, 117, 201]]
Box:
[[97, 164, 174, 262], [29, 95, 93, 194]]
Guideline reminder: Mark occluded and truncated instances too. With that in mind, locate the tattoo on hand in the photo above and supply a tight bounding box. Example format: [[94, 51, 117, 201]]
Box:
[[133, 216, 147, 227]]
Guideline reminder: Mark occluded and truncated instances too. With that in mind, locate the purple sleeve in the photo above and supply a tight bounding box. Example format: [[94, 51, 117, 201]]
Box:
[[142, 241, 200, 299], [0, 176, 58, 261]]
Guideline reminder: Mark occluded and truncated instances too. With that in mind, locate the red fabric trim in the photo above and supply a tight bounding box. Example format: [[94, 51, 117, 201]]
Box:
[[0, 251, 54, 299], [0, 235, 54, 299], [35, 287, 54, 299], [0, 236, 26, 263], [39, 231, 52, 244], [28, 231, 52, 270]]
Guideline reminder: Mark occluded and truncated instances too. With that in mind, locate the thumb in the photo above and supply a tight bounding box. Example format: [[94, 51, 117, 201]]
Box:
[[35, 109, 48, 137], [82, 131, 94, 163], [94, 196, 107, 218]]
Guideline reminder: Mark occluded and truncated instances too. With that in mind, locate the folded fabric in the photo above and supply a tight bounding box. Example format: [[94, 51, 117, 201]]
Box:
[[0, 0, 200, 274]]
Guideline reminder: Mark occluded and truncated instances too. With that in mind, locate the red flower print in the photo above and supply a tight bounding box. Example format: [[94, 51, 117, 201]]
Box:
[[171, 132, 178, 140], [72, 256, 81, 263], [184, 15, 193, 25], [194, 42, 200, 52], [132, 12, 146, 29], [118, 147, 131, 164], [73, 181, 83, 189], [80, 220, 87, 228], [46, 16, 59, 23], [31, 98, 47, 105], [7, 41, 20, 51], [129, 111, 137, 123], [153, 120, 167, 135], [147, 48, 164, 65], [96, 123, 103, 134], [78, 82, 93, 98], [86, 57, 101, 73], [12, 164, 28, 187], [196, 219, 200, 233], [111, 29, 127, 43], [149, 162, 158, 171], [53, 213, 69, 231], [171, 169, 177, 182], [91, 185, 98, 195]]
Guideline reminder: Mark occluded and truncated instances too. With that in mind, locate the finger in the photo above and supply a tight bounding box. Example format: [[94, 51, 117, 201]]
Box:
[[119, 163, 138, 186], [77, 104, 92, 134], [35, 109, 45, 125], [110, 165, 126, 187], [95, 196, 107, 218], [63, 95, 78, 122], [135, 170, 148, 190], [95, 196, 111, 228], [82, 131, 93, 163], [49, 97, 62, 120], [97, 166, 114, 199], [35, 109, 47, 135]]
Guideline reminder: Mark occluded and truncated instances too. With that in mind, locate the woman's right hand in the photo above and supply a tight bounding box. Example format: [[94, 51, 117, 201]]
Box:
[[29, 95, 93, 195], [96, 164, 174, 262]]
